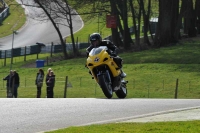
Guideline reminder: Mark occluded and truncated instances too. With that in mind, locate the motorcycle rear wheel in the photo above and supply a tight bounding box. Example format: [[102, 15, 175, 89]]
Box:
[[115, 83, 127, 98], [98, 75, 113, 99]]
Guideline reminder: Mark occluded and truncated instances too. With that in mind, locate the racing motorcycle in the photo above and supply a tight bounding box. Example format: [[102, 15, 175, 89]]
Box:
[[86, 46, 128, 99]]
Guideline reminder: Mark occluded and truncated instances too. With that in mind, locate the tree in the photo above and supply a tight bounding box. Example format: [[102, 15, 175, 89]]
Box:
[[183, 0, 197, 37], [141, 0, 151, 46], [195, 0, 200, 34], [116, 0, 133, 49], [174, 0, 184, 40], [129, 0, 140, 47], [57, 0, 77, 56], [109, 0, 123, 47], [154, 0, 179, 47], [20, 0, 82, 59]]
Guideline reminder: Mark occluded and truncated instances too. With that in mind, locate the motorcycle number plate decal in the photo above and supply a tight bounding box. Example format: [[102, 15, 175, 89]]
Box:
[[94, 57, 100, 62]]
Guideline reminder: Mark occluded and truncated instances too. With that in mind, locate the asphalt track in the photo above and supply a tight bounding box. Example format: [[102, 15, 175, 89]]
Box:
[[0, 98, 200, 133]]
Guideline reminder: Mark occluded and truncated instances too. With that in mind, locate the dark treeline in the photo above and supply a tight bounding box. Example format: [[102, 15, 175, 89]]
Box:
[[19, 0, 200, 57], [74, 0, 200, 51]]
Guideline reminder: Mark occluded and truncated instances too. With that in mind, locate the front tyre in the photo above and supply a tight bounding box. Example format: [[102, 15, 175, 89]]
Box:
[[98, 75, 113, 99], [115, 83, 127, 98]]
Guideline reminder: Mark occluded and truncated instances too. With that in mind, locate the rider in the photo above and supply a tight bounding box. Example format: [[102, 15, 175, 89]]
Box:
[[86, 33, 126, 78]]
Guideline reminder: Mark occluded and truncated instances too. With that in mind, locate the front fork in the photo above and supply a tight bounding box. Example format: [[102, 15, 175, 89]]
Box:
[[97, 70, 112, 84]]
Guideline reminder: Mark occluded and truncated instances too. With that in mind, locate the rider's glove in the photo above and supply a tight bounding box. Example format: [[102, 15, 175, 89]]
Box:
[[111, 51, 117, 57]]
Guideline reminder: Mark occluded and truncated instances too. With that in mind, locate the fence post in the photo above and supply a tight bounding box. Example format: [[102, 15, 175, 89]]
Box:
[[148, 85, 150, 98], [25, 77, 26, 87], [174, 78, 179, 99], [80, 77, 82, 87], [50, 42, 53, 57], [163, 80, 164, 89], [46, 56, 48, 66], [4, 50, 6, 66], [64, 76, 68, 98], [24, 46, 26, 61], [188, 81, 190, 90]]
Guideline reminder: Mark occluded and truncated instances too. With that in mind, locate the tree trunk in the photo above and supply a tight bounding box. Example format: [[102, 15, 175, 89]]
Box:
[[129, 0, 138, 47], [34, 0, 68, 59], [110, 0, 123, 47], [174, 0, 185, 40], [141, 0, 151, 46], [116, 0, 133, 50], [65, 1, 77, 56], [195, 0, 200, 34], [183, 0, 197, 37], [154, 0, 179, 47]]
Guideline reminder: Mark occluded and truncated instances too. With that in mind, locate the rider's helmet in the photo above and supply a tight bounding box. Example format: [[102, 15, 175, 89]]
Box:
[[89, 33, 102, 47]]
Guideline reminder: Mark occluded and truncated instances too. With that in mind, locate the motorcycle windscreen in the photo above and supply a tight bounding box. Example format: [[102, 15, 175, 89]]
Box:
[[89, 46, 108, 56]]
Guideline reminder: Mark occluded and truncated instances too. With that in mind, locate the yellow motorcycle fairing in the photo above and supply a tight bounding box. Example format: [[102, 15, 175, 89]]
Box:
[[86, 46, 121, 81]]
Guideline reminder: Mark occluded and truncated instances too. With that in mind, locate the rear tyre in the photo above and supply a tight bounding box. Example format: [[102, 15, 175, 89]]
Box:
[[115, 83, 127, 98], [98, 75, 113, 99]]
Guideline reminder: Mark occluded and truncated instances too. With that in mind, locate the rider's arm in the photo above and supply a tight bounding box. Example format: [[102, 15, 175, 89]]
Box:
[[86, 45, 93, 57], [103, 40, 118, 56], [105, 40, 117, 52]]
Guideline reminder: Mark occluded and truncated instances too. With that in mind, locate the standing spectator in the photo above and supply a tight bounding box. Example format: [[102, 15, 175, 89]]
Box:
[[46, 68, 52, 76], [45, 68, 52, 97], [12, 70, 20, 98], [35, 68, 44, 98], [46, 70, 55, 98], [3, 70, 13, 98]]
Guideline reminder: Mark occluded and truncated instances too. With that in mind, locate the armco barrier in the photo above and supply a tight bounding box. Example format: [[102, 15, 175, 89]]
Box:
[[0, 43, 90, 59]]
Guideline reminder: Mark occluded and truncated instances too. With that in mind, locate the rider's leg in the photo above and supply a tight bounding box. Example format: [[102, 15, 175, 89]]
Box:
[[88, 70, 94, 79], [120, 69, 126, 78], [113, 56, 126, 78]]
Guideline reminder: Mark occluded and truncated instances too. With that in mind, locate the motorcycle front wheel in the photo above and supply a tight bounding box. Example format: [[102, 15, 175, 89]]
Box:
[[98, 75, 113, 99]]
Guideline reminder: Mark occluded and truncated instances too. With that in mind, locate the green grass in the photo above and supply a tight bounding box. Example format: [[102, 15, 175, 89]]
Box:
[[46, 121, 200, 133], [1, 39, 200, 98]]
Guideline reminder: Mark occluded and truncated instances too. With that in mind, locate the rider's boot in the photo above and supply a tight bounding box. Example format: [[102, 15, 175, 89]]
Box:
[[89, 71, 94, 79], [120, 69, 126, 78]]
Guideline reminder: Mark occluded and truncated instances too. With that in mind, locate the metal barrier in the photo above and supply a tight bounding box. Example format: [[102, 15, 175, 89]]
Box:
[[0, 43, 90, 59]]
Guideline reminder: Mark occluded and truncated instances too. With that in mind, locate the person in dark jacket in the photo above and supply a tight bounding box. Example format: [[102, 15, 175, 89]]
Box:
[[35, 68, 44, 98], [86, 33, 126, 78], [3, 70, 13, 98], [46, 69, 55, 98], [12, 70, 20, 98]]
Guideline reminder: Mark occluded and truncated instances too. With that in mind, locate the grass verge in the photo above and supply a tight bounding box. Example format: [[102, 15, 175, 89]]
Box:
[[45, 120, 200, 133], [0, 37, 200, 98]]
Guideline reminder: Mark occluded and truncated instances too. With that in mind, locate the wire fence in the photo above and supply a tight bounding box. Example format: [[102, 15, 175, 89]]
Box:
[[0, 74, 200, 98]]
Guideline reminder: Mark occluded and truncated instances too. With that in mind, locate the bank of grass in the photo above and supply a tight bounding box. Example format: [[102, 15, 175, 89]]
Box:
[[46, 120, 200, 133], [0, 38, 200, 98]]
